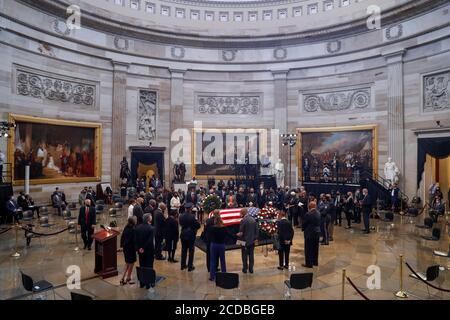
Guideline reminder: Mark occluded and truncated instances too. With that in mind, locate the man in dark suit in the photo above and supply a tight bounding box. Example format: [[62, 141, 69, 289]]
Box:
[[276, 211, 294, 270], [257, 185, 266, 208], [133, 197, 145, 224], [204, 211, 219, 273], [186, 188, 198, 208], [236, 187, 247, 207], [237, 208, 258, 274], [302, 201, 321, 268], [246, 188, 258, 207], [6, 195, 21, 223], [153, 203, 166, 260], [78, 199, 96, 250], [361, 188, 372, 234], [151, 175, 162, 189], [391, 184, 400, 212], [179, 205, 201, 271], [135, 213, 155, 288]]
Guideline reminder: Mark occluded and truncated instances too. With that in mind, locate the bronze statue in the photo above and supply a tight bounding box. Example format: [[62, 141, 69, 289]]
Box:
[[120, 156, 131, 184]]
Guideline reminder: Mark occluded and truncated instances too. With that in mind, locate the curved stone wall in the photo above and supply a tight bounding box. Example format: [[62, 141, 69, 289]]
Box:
[[0, 0, 449, 203]]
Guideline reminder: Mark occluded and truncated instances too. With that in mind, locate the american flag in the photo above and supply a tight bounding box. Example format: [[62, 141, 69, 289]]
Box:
[[208, 208, 243, 227]]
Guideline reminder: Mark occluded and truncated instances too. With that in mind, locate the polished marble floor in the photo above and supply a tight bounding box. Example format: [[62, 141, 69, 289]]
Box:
[[0, 206, 449, 300]]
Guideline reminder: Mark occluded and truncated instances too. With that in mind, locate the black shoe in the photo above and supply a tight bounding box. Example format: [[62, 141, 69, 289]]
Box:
[[88, 246, 92, 251], [283, 265, 289, 269], [167, 258, 172, 262], [209, 277, 215, 282], [302, 264, 313, 268], [242, 269, 247, 274], [188, 266, 195, 272], [277, 266, 284, 270], [155, 256, 165, 261], [172, 259, 179, 263], [249, 270, 254, 274], [181, 266, 187, 270]]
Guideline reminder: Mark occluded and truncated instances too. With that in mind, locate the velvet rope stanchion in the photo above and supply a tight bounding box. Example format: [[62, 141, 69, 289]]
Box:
[[21, 227, 69, 237], [346, 276, 370, 300], [341, 269, 346, 300], [11, 224, 21, 258], [395, 254, 408, 298], [405, 261, 450, 293], [0, 227, 12, 235], [74, 224, 80, 252]]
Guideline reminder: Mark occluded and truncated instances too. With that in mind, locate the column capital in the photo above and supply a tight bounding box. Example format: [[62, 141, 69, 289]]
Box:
[[111, 61, 130, 72], [169, 68, 187, 79], [271, 69, 290, 80], [382, 49, 406, 64]]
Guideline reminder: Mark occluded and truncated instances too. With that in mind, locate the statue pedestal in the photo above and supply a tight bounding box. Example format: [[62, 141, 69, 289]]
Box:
[[173, 183, 188, 193]]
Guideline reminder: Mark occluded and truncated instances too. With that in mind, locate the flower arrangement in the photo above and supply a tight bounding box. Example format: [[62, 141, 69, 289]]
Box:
[[202, 194, 222, 215]]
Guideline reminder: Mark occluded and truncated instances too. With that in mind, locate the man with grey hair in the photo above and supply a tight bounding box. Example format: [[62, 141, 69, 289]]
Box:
[[135, 213, 155, 287], [154, 203, 167, 260], [237, 208, 258, 274], [133, 197, 145, 224]]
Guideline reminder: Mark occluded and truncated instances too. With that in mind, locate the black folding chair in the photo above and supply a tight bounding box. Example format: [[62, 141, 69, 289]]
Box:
[[20, 271, 56, 300], [215, 272, 240, 300], [284, 273, 313, 300], [409, 265, 440, 296], [22, 211, 34, 222], [416, 217, 433, 229], [71, 292, 93, 300]]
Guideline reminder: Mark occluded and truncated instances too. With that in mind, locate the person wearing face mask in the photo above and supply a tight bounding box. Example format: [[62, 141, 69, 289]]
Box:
[[78, 199, 96, 250], [361, 188, 372, 234]]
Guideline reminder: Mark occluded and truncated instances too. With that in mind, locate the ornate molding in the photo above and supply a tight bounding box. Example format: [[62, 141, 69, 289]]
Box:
[[273, 47, 287, 60], [302, 88, 371, 112], [326, 40, 341, 54], [197, 94, 261, 115], [385, 24, 403, 40], [171, 46, 185, 59], [51, 19, 71, 36], [423, 70, 450, 112], [138, 90, 157, 141], [114, 36, 129, 51], [222, 49, 237, 62], [14, 65, 98, 107]]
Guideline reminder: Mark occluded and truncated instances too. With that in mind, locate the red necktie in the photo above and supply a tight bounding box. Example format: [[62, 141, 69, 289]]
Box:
[[85, 207, 89, 225]]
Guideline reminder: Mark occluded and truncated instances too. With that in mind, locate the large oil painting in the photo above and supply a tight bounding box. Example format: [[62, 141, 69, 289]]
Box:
[[192, 128, 264, 179], [8, 114, 102, 185], [297, 125, 377, 184]]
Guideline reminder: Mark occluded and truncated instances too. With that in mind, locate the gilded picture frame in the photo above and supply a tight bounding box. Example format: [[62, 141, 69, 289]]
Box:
[[8, 114, 102, 186], [191, 128, 267, 180], [296, 125, 378, 182]]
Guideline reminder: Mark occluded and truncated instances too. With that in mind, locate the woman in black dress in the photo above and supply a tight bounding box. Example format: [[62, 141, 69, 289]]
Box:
[[165, 211, 179, 263], [344, 192, 354, 229], [120, 217, 137, 285]]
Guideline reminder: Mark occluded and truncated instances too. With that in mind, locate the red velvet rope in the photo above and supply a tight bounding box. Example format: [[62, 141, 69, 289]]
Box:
[[21, 226, 69, 237], [0, 227, 12, 235], [405, 261, 450, 293], [346, 276, 370, 300]]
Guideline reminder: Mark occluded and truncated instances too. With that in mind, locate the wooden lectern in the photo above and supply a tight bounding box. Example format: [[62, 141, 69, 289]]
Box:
[[93, 229, 120, 279]]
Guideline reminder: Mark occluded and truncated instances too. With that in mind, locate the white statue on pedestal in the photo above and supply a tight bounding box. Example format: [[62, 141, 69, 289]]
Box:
[[384, 157, 400, 185], [274, 158, 285, 187]]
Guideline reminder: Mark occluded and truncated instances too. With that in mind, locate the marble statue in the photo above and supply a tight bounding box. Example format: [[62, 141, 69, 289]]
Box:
[[384, 157, 400, 185], [274, 158, 285, 187], [260, 154, 272, 176]]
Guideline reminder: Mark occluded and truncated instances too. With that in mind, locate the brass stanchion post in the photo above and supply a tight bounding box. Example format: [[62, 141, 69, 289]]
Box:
[[341, 269, 346, 300], [395, 254, 408, 298], [11, 223, 21, 258]]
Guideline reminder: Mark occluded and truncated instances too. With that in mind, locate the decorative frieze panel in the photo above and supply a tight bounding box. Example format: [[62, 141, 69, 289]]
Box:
[[302, 88, 371, 112], [196, 94, 261, 115], [138, 90, 157, 141], [14, 65, 97, 107], [423, 70, 450, 112]]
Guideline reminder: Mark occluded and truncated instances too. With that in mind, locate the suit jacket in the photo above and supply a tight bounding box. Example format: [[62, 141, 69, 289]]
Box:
[[246, 193, 258, 207], [225, 195, 238, 208], [165, 216, 179, 241], [151, 178, 162, 189], [153, 209, 166, 236], [239, 215, 258, 246], [133, 204, 145, 224], [179, 213, 200, 241], [302, 209, 321, 239], [361, 194, 372, 212], [276, 218, 294, 245], [78, 205, 96, 228], [204, 216, 215, 243], [17, 195, 28, 211], [236, 193, 247, 207], [134, 223, 155, 254], [186, 191, 198, 206], [6, 200, 19, 215]]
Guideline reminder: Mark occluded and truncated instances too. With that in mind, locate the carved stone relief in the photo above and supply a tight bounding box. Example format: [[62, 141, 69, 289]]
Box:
[[138, 90, 157, 140], [423, 70, 450, 112], [302, 88, 371, 112], [273, 47, 287, 60], [197, 95, 261, 115], [222, 50, 237, 62], [15, 66, 97, 107], [114, 36, 129, 51], [171, 46, 185, 59], [326, 40, 341, 54], [386, 24, 403, 40]]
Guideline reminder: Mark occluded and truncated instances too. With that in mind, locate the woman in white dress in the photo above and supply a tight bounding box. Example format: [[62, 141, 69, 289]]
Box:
[[170, 191, 181, 215]]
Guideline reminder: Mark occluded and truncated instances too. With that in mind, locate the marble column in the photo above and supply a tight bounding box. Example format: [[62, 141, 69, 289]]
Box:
[[272, 70, 289, 187], [111, 61, 129, 191], [384, 50, 405, 188], [169, 68, 186, 183]]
